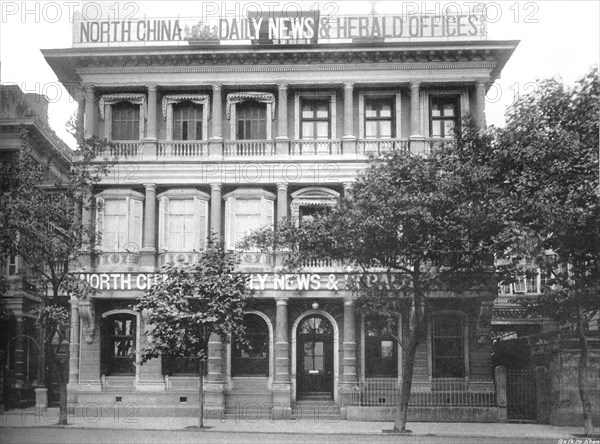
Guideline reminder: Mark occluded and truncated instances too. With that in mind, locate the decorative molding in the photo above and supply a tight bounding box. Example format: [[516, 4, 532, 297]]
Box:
[[78, 300, 96, 344], [161, 94, 210, 120], [290, 187, 340, 223], [225, 92, 276, 120], [99, 93, 146, 119]]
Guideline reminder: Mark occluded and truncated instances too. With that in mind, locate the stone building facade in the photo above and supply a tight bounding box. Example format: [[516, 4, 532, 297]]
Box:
[[42, 10, 518, 420]]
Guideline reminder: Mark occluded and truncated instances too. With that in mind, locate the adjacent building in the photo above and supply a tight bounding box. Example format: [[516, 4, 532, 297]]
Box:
[[42, 10, 518, 420], [0, 84, 73, 407]]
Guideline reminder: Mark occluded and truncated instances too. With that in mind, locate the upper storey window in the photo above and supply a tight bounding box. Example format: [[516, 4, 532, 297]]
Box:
[[173, 102, 203, 140], [224, 189, 275, 251], [95, 190, 144, 253], [237, 101, 267, 140], [365, 98, 394, 138], [158, 189, 209, 252], [301, 99, 330, 139], [111, 102, 140, 140], [430, 96, 460, 139], [100, 94, 146, 141]]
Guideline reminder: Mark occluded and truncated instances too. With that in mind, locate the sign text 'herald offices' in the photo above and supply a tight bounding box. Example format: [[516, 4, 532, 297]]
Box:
[[74, 13, 486, 46], [77, 272, 409, 292]]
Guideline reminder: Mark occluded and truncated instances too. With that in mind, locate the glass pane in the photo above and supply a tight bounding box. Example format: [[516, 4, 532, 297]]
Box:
[[380, 104, 392, 117], [302, 122, 314, 139], [380, 121, 392, 138], [443, 103, 455, 117], [316, 122, 329, 138], [302, 105, 314, 118], [381, 340, 393, 358], [444, 120, 455, 137], [431, 120, 442, 137], [314, 356, 324, 371], [315, 104, 329, 118], [365, 121, 377, 138], [431, 102, 441, 117]]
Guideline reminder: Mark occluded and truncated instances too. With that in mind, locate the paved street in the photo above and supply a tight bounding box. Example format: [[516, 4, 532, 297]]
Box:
[[0, 427, 562, 444]]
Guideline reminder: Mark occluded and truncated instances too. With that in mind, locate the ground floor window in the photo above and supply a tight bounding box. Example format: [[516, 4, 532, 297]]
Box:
[[365, 316, 398, 377], [232, 314, 269, 376], [162, 356, 200, 376], [101, 312, 136, 375], [432, 314, 465, 378]]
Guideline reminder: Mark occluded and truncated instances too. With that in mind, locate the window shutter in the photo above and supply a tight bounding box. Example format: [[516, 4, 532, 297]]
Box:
[[158, 197, 169, 250], [193, 197, 207, 251], [129, 198, 143, 252], [95, 197, 105, 250], [262, 197, 274, 227]]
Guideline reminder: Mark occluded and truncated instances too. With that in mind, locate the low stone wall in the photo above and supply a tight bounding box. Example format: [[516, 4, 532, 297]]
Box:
[[347, 406, 501, 422]]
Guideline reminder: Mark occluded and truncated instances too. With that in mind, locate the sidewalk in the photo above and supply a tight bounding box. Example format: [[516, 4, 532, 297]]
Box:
[[1, 408, 595, 440]]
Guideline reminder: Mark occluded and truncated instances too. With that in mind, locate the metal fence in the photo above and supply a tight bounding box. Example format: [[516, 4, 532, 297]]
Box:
[[351, 378, 496, 407]]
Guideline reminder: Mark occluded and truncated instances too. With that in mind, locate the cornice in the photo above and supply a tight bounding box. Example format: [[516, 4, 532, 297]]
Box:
[[76, 61, 496, 77]]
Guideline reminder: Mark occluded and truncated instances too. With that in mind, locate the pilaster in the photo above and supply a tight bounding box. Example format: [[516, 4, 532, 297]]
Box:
[[140, 183, 156, 268]]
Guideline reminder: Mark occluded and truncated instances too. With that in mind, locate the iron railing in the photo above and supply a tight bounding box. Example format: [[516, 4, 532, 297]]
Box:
[[351, 378, 496, 407]]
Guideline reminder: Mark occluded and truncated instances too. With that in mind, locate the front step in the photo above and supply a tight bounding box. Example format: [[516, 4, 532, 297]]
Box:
[[293, 400, 341, 420]]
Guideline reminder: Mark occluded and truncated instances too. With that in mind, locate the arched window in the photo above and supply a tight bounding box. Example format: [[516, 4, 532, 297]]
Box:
[[232, 314, 269, 376], [101, 312, 136, 375], [365, 316, 398, 377], [431, 313, 466, 378]]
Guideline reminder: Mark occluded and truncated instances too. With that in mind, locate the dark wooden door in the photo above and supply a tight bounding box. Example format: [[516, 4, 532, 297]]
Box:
[[296, 315, 333, 399]]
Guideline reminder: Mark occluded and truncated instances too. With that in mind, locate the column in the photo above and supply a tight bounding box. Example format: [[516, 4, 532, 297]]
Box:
[[75, 87, 85, 138], [276, 183, 288, 223], [277, 83, 288, 138], [273, 298, 292, 418], [210, 84, 223, 157], [339, 298, 358, 417], [475, 81, 487, 130], [68, 298, 80, 388], [79, 189, 93, 268], [84, 84, 95, 138], [409, 81, 421, 137], [343, 83, 355, 137], [275, 83, 289, 155], [146, 85, 158, 139], [137, 312, 164, 391], [142, 184, 156, 250], [211, 84, 222, 139], [141, 184, 156, 267], [204, 333, 225, 418], [343, 182, 353, 200], [210, 183, 222, 239]]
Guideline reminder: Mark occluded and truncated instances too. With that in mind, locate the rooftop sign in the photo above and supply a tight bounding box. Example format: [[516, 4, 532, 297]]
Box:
[[72, 11, 487, 47]]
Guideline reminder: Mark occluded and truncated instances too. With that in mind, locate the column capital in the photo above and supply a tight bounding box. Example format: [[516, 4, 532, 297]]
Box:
[[212, 83, 222, 92], [143, 183, 156, 190], [344, 82, 355, 90], [83, 83, 95, 93], [147, 84, 158, 92], [410, 81, 421, 92], [475, 80, 488, 88], [275, 297, 289, 306], [276, 182, 288, 192], [210, 183, 222, 192], [278, 83, 288, 91], [343, 182, 353, 190]]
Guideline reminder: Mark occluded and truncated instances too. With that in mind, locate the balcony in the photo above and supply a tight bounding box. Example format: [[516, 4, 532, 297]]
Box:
[[158, 141, 209, 157], [87, 138, 454, 161], [223, 140, 274, 157]]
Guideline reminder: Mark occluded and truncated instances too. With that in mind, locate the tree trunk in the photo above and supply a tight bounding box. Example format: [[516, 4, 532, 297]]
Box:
[[393, 289, 426, 433], [576, 306, 594, 436], [198, 359, 205, 428], [57, 365, 68, 425]]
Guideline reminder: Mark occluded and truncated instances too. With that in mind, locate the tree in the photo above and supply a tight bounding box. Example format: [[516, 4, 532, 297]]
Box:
[[492, 67, 599, 436], [134, 238, 251, 428], [242, 120, 504, 432], [0, 126, 112, 424]]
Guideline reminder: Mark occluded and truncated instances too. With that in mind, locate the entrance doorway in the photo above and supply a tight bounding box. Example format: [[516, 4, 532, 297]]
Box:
[[296, 315, 334, 400]]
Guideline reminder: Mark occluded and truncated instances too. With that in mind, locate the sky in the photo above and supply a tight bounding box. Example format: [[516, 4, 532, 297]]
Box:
[[1, 1, 598, 149]]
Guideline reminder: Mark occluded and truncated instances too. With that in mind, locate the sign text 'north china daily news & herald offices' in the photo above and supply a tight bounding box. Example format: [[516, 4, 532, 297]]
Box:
[[73, 12, 487, 46], [77, 272, 410, 293]]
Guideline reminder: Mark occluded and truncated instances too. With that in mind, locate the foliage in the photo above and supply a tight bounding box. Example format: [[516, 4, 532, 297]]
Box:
[[0, 122, 113, 424], [243, 118, 504, 431], [135, 238, 252, 364]]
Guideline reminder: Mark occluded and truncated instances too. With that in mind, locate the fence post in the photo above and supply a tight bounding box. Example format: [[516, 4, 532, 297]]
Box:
[[534, 366, 549, 423], [495, 366, 507, 422]]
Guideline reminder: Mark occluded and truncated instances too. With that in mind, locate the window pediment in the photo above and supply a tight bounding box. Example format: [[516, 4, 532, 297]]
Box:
[[226, 92, 275, 120]]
